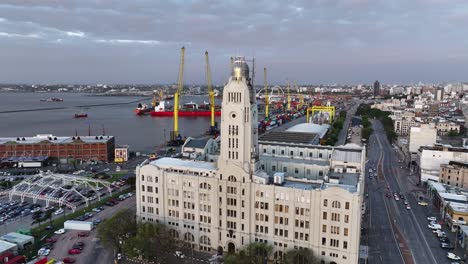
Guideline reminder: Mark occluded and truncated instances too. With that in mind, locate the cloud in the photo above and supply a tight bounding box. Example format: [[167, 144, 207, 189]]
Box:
[[0, 0, 466, 84], [65, 31, 85, 37]]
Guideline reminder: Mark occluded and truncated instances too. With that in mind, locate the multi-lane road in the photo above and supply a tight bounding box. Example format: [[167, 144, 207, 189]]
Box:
[[365, 120, 465, 264]]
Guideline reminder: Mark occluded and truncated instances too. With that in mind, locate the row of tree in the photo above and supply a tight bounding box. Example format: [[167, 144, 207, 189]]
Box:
[[224, 242, 321, 264], [325, 110, 347, 145], [98, 210, 322, 264], [356, 103, 397, 143]]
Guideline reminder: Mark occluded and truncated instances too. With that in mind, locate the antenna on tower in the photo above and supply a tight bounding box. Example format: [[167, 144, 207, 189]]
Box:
[[102, 125, 105, 136], [88, 123, 91, 136]]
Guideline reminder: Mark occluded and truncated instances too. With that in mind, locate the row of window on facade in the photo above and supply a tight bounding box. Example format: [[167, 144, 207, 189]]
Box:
[[263, 148, 331, 159], [267, 165, 324, 176], [323, 199, 351, 210], [228, 125, 239, 135]]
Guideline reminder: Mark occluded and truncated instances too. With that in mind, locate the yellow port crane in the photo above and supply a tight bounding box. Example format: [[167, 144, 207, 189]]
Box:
[[264, 67, 269, 118], [171, 46, 185, 143], [151, 92, 158, 107], [287, 79, 291, 110], [205, 51, 217, 134], [296, 80, 304, 109]]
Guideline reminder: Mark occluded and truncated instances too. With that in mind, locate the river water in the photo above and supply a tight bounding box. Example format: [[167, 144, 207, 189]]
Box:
[[0, 92, 220, 152]]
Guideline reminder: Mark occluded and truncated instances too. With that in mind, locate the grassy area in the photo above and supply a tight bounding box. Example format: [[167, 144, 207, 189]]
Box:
[[25, 188, 133, 260]]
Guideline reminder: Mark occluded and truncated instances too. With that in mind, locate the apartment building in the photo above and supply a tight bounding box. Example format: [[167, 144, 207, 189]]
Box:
[[135, 57, 364, 264], [440, 161, 468, 189]]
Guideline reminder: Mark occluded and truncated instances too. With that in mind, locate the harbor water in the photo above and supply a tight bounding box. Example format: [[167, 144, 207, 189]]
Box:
[[0, 92, 220, 152]]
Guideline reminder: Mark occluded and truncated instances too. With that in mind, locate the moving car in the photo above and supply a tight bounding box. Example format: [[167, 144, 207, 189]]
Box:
[[54, 208, 64, 215], [418, 201, 428, 206], [427, 216, 437, 221], [175, 251, 185, 259]]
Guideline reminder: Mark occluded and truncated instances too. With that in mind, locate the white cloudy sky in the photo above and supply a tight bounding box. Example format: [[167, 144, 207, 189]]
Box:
[[0, 0, 467, 84]]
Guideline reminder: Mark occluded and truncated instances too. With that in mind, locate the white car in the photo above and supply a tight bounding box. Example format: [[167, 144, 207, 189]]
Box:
[[406, 205, 411, 210], [54, 228, 65, 234], [428, 224, 442, 230], [175, 251, 185, 259], [54, 208, 64, 215], [117, 253, 122, 260], [427, 217, 437, 221], [447, 252, 461, 260]]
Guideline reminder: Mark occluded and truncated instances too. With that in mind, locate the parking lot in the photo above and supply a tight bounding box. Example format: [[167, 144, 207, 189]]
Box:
[[40, 195, 136, 263]]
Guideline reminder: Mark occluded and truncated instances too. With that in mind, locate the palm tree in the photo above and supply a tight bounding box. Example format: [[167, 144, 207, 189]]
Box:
[[282, 248, 321, 264]]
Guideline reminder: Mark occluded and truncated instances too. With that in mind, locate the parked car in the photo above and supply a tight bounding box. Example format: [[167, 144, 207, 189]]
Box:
[[427, 216, 437, 221], [54, 228, 66, 234], [428, 224, 441, 230], [54, 208, 64, 215], [441, 243, 455, 249], [63, 257, 76, 263], [68, 249, 81, 255], [46, 238, 57, 243], [447, 252, 461, 260], [78, 232, 90, 237], [418, 202, 428, 206]]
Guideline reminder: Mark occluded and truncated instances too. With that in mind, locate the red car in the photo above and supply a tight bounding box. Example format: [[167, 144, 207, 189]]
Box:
[[78, 232, 90, 237], [46, 238, 57, 243], [68, 249, 81, 254], [63, 257, 76, 263]]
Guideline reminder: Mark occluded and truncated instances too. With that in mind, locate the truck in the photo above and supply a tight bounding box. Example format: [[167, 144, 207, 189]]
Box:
[[64, 220, 93, 231]]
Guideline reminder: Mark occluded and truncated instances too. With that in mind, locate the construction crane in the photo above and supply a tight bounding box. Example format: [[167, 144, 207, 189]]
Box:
[[296, 80, 304, 109], [171, 46, 185, 144], [205, 51, 218, 135], [287, 79, 291, 110], [264, 67, 269, 118]]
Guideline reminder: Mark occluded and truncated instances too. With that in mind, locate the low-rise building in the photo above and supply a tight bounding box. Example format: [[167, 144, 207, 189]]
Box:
[[417, 145, 468, 183], [440, 162, 468, 189], [181, 137, 219, 162], [114, 145, 130, 163], [0, 233, 34, 250], [409, 124, 437, 155], [436, 122, 460, 136], [0, 134, 115, 163]]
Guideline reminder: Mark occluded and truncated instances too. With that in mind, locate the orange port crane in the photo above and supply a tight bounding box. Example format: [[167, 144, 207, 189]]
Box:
[[264, 67, 269, 118], [205, 51, 217, 134], [171, 46, 185, 142]]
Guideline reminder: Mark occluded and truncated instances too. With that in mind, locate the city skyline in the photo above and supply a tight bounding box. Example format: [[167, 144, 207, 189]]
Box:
[[1, 0, 468, 84]]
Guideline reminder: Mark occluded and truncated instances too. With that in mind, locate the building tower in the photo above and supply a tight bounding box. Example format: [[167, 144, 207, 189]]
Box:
[[373, 80, 380, 96], [217, 56, 259, 179]]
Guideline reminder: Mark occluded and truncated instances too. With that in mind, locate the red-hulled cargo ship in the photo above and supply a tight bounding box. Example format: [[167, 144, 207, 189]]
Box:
[[150, 101, 221, 117], [134, 103, 151, 115]]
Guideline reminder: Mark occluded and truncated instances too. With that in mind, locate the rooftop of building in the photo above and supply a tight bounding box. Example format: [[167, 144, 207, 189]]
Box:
[[0, 240, 16, 252], [0, 233, 34, 244], [183, 137, 211, 149], [443, 161, 468, 168], [419, 144, 468, 153], [331, 147, 362, 163], [328, 171, 360, 186], [428, 181, 468, 213], [150, 157, 216, 171], [0, 134, 114, 145], [260, 155, 330, 166], [259, 131, 319, 145], [286, 123, 330, 139]]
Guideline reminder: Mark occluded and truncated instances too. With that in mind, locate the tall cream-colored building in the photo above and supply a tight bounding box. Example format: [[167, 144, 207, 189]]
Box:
[[136, 57, 364, 264]]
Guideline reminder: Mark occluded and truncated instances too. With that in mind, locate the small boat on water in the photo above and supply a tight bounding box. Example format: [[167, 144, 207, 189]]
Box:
[[74, 110, 88, 118], [40, 97, 64, 102], [134, 103, 151, 115]]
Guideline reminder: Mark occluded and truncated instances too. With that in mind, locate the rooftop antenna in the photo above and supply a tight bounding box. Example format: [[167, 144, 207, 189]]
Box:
[[102, 125, 105, 136], [88, 123, 91, 136]]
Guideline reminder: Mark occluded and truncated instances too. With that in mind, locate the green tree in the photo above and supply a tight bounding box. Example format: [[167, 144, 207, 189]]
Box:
[[448, 130, 459, 137], [97, 209, 136, 252], [282, 248, 321, 264], [224, 242, 273, 264], [362, 127, 374, 141], [123, 222, 175, 262]]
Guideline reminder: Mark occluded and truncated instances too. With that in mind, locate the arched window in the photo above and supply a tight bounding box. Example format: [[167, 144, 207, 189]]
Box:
[[200, 235, 211, 246], [199, 182, 212, 190], [169, 229, 179, 239], [228, 175, 237, 182], [332, 201, 341, 209], [184, 232, 195, 242]]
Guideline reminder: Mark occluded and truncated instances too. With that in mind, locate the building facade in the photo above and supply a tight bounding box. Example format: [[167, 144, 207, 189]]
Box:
[[440, 161, 468, 189], [417, 145, 468, 183], [136, 57, 364, 264], [436, 122, 460, 136], [0, 134, 115, 162], [409, 124, 437, 154]]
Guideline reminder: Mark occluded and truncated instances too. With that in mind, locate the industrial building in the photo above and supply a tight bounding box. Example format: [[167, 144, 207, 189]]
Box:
[[0, 134, 115, 165], [136, 57, 364, 264]]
